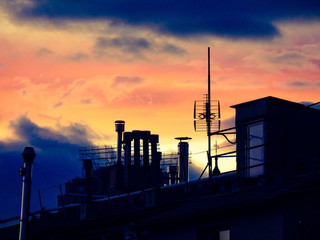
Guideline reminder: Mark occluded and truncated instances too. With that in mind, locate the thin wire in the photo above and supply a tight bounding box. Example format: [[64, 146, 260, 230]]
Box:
[[190, 150, 207, 155], [33, 162, 69, 181], [39, 184, 63, 191], [34, 164, 55, 186]]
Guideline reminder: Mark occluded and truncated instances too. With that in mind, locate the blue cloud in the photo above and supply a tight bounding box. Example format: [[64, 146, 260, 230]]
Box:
[[5, 0, 320, 38], [93, 36, 186, 59], [0, 115, 98, 220]]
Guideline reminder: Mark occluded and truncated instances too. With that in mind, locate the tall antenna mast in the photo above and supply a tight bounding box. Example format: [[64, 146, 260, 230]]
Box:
[[193, 47, 221, 180], [207, 47, 212, 179]]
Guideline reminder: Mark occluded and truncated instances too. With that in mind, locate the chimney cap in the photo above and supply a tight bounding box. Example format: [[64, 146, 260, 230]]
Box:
[[22, 147, 36, 163], [175, 137, 192, 142], [115, 120, 125, 124]]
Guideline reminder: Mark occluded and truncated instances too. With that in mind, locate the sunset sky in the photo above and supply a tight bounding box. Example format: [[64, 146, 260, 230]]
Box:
[[0, 0, 320, 219]]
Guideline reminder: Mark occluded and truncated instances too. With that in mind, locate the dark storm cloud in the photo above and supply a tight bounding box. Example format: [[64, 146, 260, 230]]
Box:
[[9, 114, 95, 150], [0, 115, 99, 219], [5, 0, 320, 38]]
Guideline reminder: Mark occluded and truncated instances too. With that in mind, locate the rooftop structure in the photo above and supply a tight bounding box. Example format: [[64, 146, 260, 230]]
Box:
[[1, 96, 320, 240]]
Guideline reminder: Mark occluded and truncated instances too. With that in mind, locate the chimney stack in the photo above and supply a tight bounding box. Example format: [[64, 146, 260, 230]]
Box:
[[115, 120, 125, 165], [175, 137, 191, 183], [132, 131, 142, 166], [19, 147, 36, 240]]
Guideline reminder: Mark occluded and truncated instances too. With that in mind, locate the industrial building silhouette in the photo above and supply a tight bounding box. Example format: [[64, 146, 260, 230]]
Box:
[[1, 96, 320, 240]]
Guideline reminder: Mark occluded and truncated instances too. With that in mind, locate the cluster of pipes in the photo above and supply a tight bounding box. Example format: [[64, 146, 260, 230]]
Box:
[[17, 121, 190, 239], [115, 120, 190, 187]]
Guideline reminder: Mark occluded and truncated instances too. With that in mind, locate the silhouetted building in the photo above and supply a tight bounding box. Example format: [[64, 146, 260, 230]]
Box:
[[1, 96, 320, 240]]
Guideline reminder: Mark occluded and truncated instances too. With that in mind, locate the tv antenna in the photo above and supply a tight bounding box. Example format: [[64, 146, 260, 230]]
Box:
[[193, 47, 221, 179]]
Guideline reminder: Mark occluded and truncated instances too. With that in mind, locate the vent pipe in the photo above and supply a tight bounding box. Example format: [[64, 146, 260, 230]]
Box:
[[142, 131, 151, 167], [167, 166, 178, 185], [19, 147, 36, 240], [175, 137, 191, 183], [150, 134, 159, 165], [123, 132, 133, 189], [133, 131, 142, 166], [83, 159, 92, 202], [152, 152, 162, 189], [115, 120, 125, 165]]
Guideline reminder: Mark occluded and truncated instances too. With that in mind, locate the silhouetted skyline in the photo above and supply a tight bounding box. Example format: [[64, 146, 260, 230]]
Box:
[[0, 1, 319, 220]]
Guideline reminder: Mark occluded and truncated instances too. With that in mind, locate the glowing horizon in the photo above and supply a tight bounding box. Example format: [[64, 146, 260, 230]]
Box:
[[1, 16, 320, 168]]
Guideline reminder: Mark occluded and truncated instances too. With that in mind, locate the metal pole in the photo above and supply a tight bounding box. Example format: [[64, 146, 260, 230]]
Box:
[[19, 147, 36, 240], [207, 47, 212, 179], [38, 189, 43, 212], [123, 145, 129, 189], [59, 185, 66, 217]]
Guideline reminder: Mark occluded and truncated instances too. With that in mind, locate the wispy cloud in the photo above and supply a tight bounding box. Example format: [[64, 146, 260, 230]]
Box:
[[66, 52, 89, 62], [286, 79, 320, 88], [310, 58, 320, 69], [112, 75, 144, 87], [95, 36, 150, 52], [53, 101, 63, 108], [35, 47, 53, 57], [161, 43, 186, 55], [80, 98, 92, 104]]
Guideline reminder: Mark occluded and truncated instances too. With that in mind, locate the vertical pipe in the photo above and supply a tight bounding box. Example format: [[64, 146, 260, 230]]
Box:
[[150, 134, 159, 165], [167, 166, 177, 185], [38, 189, 43, 212], [117, 131, 122, 165], [115, 121, 125, 165], [207, 47, 212, 180], [178, 142, 189, 183], [19, 147, 36, 240], [83, 159, 92, 202], [124, 132, 132, 166], [142, 131, 151, 167], [123, 145, 129, 189], [133, 131, 141, 166], [124, 132, 133, 189], [59, 185, 66, 216], [127, 142, 132, 166], [152, 152, 161, 189]]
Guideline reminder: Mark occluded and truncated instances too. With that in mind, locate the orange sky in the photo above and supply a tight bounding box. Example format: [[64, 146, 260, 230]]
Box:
[[0, 5, 320, 172]]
